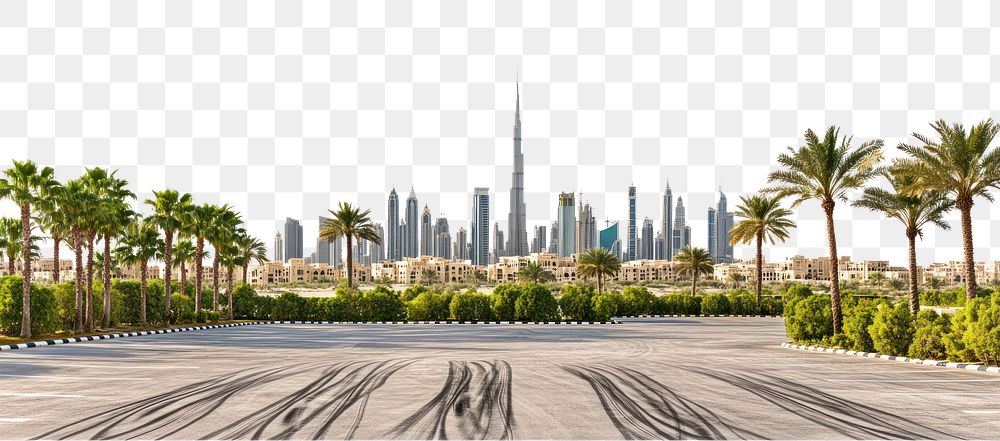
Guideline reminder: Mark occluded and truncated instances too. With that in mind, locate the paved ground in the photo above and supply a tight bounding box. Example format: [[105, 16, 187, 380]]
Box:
[[1, 318, 998, 440]]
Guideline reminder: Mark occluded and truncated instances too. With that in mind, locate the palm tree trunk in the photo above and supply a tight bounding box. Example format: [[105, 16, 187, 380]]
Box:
[[212, 253, 220, 311], [72, 228, 83, 332], [597, 274, 603, 295], [85, 234, 95, 332], [180, 262, 187, 297], [102, 235, 112, 329], [958, 198, 977, 300], [907, 231, 919, 316], [346, 235, 354, 289], [822, 200, 842, 335], [19, 204, 32, 339], [7, 256, 14, 277], [52, 235, 61, 283], [690, 273, 697, 296], [755, 232, 764, 316], [226, 265, 234, 320], [242, 262, 249, 285], [139, 259, 148, 326], [195, 238, 204, 316], [162, 229, 173, 322]]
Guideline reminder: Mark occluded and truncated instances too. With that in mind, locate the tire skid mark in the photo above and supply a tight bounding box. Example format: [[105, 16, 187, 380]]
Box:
[[677, 365, 959, 440], [30, 362, 320, 440], [563, 364, 761, 440], [389, 360, 515, 440]]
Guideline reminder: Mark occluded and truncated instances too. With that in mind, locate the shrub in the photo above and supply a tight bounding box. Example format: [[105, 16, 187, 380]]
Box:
[[0, 276, 58, 336], [701, 293, 732, 316], [111, 280, 163, 325], [962, 296, 1000, 366], [514, 284, 558, 321], [841, 299, 884, 352], [53, 281, 79, 330], [620, 286, 656, 316], [656, 294, 701, 316], [592, 292, 623, 321], [450, 290, 494, 321], [726, 290, 757, 316], [943, 297, 985, 363], [270, 292, 305, 321], [204, 310, 221, 323], [232, 284, 271, 320], [407, 292, 451, 321], [784, 284, 813, 304], [869, 302, 914, 356], [559, 284, 595, 321], [302, 297, 325, 321], [760, 296, 783, 316], [908, 310, 951, 360], [357, 288, 406, 321], [401, 285, 430, 303], [784, 295, 833, 343], [170, 293, 196, 323], [491, 284, 521, 321]]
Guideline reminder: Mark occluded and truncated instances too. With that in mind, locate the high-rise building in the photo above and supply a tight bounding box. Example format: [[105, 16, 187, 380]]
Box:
[[420, 205, 432, 256], [399, 220, 408, 260], [599, 221, 619, 251], [371, 223, 384, 263], [531, 225, 547, 253], [710, 191, 735, 263], [506, 84, 529, 257], [492, 222, 505, 263], [454, 227, 468, 261], [405, 187, 419, 258], [471, 187, 490, 266], [273, 231, 283, 262], [433, 216, 450, 259], [387, 188, 400, 261], [576, 199, 597, 254], [655, 232, 665, 261], [332, 236, 343, 268], [283, 217, 303, 261], [672, 196, 691, 257], [641, 217, 654, 260], [662, 184, 673, 260], [317, 216, 331, 265], [627, 186, 637, 261], [557, 192, 576, 257], [355, 237, 369, 266], [549, 221, 559, 252]]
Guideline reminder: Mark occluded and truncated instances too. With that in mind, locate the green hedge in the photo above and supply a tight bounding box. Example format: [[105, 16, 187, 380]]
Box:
[[0, 276, 58, 336]]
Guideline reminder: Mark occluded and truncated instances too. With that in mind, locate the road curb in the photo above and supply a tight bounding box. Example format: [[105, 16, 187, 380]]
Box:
[[270, 320, 621, 325], [0, 322, 270, 352], [617, 314, 782, 318], [781, 342, 1000, 374]]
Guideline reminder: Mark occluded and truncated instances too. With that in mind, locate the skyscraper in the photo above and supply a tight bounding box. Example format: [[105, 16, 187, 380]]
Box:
[[557, 192, 576, 257], [672, 196, 691, 257], [627, 186, 637, 261], [710, 191, 735, 263], [433, 216, 451, 259], [283, 217, 303, 260], [641, 217, 654, 260], [332, 236, 343, 268], [405, 187, 419, 258], [576, 199, 597, 254], [454, 226, 468, 261], [662, 184, 673, 260], [471, 188, 490, 266], [549, 221, 559, 252], [371, 223, 384, 263], [493, 222, 505, 263], [599, 221, 619, 251], [273, 231, 283, 262], [317, 216, 331, 264], [531, 225, 547, 253], [399, 220, 408, 259], [387, 189, 400, 261], [506, 83, 529, 257], [420, 205, 432, 256]]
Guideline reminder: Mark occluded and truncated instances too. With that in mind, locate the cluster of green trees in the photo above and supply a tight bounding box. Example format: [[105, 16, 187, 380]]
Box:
[[785, 288, 1000, 366], [0, 161, 276, 338]]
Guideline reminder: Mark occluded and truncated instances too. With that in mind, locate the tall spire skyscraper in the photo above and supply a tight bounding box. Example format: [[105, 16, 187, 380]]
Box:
[[387, 189, 399, 261], [661, 183, 673, 260], [627, 185, 637, 261], [507, 83, 529, 256], [405, 187, 419, 258]]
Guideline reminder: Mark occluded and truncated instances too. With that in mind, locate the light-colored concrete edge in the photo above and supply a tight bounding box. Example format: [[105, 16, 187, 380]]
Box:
[[781, 342, 1000, 374], [0, 319, 621, 351], [617, 314, 782, 318]]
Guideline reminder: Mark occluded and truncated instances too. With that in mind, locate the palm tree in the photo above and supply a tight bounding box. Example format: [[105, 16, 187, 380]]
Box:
[[853, 169, 953, 315], [517, 261, 555, 283], [145, 189, 192, 321], [727, 272, 743, 290], [576, 248, 621, 295], [763, 126, 884, 334], [60, 179, 98, 331], [674, 246, 715, 296], [172, 238, 203, 296], [84, 168, 135, 328], [924, 276, 943, 290], [895, 119, 1000, 300], [868, 272, 887, 293], [36, 189, 71, 283], [420, 268, 438, 284], [218, 239, 242, 321], [319, 202, 381, 289], [183, 203, 217, 316], [207, 205, 240, 312], [234, 232, 267, 284], [0, 217, 41, 275], [116, 219, 163, 326], [887, 277, 906, 293], [0, 160, 59, 338], [728, 194, 796, 314]]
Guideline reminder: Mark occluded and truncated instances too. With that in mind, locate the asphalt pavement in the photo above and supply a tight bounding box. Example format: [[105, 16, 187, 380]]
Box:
[[1, 317, 997, 439]]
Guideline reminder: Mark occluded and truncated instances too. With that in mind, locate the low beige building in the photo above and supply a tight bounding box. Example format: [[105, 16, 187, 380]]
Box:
[[248, 258, 370, 287], [373, 256, 482, 285]]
